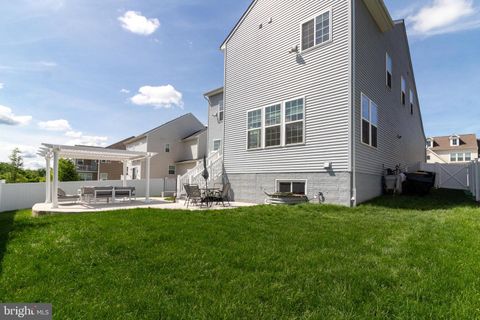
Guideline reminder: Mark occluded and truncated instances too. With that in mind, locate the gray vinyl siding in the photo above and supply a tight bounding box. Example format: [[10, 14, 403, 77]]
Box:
[[354, 0, 425, 180], [224, 0, 351, 174], [207, 92, 225, 155]]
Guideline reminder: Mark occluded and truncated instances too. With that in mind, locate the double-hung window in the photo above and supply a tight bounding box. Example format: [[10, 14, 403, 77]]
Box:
[[265, 104, 281, 147], [386, 53, 392, 89], [213, 139, 221, 151], [409, 89, 414, 115], [168, 165, 176, 175], [285, 98, 304, 145], [219, 103, 224, 121], [361, 94, 378, 148], [247, 109, 262, 149], [465, 153, 472, 161], [301, 9, 332, 51], [401, 76, 406, 105], [165, 143, 170, 153]]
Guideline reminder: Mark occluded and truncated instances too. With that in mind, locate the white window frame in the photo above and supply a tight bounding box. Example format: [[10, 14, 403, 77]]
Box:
[[263, 103, 282, 148], [246, 96, 306, 151], [361, 93, 378, 148], [426, 139, 433, 148], [165, 143, 170, 153], [450, 137, 459, 147], [450, 153, 457, 162], [168, 165, 176, 175], [276, 179, 308, 195], [99, 173, 108, 181], [465, 152, 472, 162], [213, 139, 222, 151], [386, 52, 392, 89], [300, 8, 333, 53], [218, 103, 224, 122], [246, 108, 263, 150], [401, 76, 406, 105]]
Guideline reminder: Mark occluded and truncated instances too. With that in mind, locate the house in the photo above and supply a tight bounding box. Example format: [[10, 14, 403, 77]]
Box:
[[426, 134, 479, 164], [124, 113, 207, 180], [74, 159, 98, 181], [204, 87, 225, 155], [98, 137, 134, 180], [179, 0, 426, 206]]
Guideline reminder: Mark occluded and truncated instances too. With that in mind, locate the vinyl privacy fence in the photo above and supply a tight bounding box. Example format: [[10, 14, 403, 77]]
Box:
[[0, 178, 176, 212], [419, 160, 480, 202]]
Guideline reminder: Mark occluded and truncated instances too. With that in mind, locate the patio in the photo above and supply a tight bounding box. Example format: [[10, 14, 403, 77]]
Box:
[[32, 197, 257, 216]]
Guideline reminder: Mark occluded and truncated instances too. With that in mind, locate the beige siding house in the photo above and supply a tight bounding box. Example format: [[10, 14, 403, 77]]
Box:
[[124, 114, 207, 180], [426, 134, 479, 164]]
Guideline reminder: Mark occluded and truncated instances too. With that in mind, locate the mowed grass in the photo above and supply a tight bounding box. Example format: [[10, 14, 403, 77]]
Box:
[[1, 190, 480, 319]]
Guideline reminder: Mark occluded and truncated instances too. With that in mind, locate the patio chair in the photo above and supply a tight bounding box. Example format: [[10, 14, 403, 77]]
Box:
[[57, 188, 80, 203], [183, 184, 205, 208], [211, 183, 231, 207]]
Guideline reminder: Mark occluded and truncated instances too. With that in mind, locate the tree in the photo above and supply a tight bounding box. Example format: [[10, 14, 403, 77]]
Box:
[[9, 148, 24, 183], [59, 159, 80, 182]]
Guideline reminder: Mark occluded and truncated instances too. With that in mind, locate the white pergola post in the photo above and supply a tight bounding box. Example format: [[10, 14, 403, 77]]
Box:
[[145, 155, 151, 203], [52, 150, 59, 208], [45, 154, 51, 203], [122, 161, 127, 187]]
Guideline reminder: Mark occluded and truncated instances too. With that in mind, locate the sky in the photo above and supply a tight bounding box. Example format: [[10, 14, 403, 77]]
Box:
[[0, 0, 479, 168]]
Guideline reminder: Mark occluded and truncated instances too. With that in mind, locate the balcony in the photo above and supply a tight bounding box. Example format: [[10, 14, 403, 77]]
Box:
[[76, 164, 98, 172]]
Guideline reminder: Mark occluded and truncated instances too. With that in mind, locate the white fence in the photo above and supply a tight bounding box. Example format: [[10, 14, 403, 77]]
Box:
[[420, 160, 480, 201], [0, 178, 176, 212]]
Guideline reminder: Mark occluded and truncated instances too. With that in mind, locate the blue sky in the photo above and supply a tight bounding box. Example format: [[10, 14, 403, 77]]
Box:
[[0, 0, 479, 168]]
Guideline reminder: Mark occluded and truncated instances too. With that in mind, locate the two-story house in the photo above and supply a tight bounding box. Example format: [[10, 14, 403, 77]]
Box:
[[426, 134, 479, 164], [193, 0, 426, 206], [124, 113, 207, 180], [97, 137, 135, 181]]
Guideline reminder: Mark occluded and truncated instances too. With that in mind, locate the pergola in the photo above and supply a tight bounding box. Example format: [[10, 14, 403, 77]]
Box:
[[38, 144, 157, 208]]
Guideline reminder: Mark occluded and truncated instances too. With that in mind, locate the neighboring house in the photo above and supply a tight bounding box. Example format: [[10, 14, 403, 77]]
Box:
[[426, 134, 479, 164], [74, 158, 98, 181], [98, 137, 135, 181], [181, 0, 426, 206], [204, 87, 225, 155], [124, 113, 207, 180]]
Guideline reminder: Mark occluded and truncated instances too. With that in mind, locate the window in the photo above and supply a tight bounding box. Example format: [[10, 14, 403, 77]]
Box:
[[213, 139, 221, 151], [450, 137, 459, 146], [361, 94, 378, 148], [168, 165, 176, 175], [285, 98, 304, 145], [401, 76, 406, 105], [465, 153, 472, 161], [427, 155, 431, 161], [100, 160, 110, 164], [450, 153, 456, 162], [265, 104, 281, 147], [165, 143, 170, 153], [409, 89, 414, 115], [427, 139, 433, 148], [100, 173, 108, 181], [218, 102, 224, 122], [77, 159, 84, 165], [277, 180, 306, 195], [386, 53, 392, 89], [247, 109, 262, 149], [457, 153, 464, 162], [301, 10, 331, 51]]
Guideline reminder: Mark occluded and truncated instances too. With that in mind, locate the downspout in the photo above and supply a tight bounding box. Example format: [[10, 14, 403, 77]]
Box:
[[350, 0, 357, 207]]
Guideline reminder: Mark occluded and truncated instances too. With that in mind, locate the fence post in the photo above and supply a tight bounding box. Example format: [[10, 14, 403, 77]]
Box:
[[476, 159, 480, 202], [0, 180, 5, 212]]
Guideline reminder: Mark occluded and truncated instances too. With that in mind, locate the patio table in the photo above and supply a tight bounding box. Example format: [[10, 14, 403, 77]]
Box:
[[200, 188, 220, 207]]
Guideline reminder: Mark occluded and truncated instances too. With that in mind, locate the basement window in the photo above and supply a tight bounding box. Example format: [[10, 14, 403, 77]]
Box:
[[277, 180, 306, 195]]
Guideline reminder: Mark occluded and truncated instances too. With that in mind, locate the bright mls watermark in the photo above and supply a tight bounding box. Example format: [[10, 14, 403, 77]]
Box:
[[0, 304, 51, 320]]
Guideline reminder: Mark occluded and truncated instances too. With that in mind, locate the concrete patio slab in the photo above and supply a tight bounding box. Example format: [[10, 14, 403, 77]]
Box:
[[32, 197, 257, 216]]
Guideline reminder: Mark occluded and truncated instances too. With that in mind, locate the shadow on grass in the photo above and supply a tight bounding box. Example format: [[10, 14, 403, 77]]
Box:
[[0, 211, 15, 274], [366, 189, 479, 211]]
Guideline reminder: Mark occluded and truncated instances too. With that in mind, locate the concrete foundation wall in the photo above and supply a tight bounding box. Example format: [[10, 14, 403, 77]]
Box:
[[226, 172, 352, 206], [355, 172, 382, 204]]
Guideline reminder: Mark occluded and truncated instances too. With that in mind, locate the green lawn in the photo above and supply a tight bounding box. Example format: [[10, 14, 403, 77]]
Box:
[[1, 190, 480, 319]]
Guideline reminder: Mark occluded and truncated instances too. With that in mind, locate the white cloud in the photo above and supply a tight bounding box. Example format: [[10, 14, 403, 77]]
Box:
[[38, 61, 57, 67], [0, 83, 4, 89], [120, 88, 130, 94], [66, 134, 108, 147], [38, 119, 71, 131], [408, 0, 479, 36], [131, 85, 183, 109], [118, 11, 160, 35], [0, 105, 32, 126]]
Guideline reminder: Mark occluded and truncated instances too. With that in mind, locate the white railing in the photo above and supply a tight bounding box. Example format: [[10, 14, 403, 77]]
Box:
[[177, 149, 223, 197]]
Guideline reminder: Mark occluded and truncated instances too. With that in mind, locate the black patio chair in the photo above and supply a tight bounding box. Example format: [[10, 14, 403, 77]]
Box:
[[184, 184, 205, 208], [211, 183, 231, 207]]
